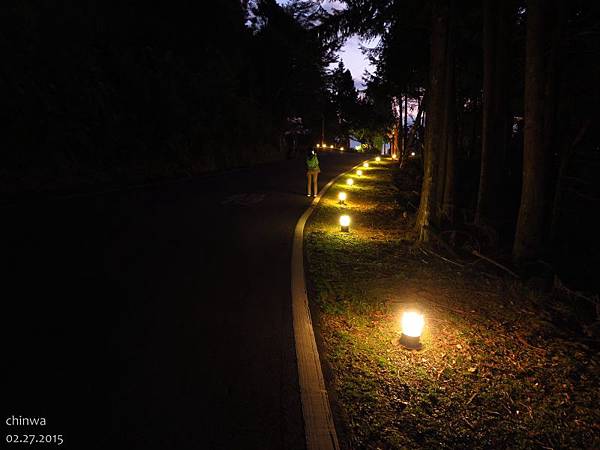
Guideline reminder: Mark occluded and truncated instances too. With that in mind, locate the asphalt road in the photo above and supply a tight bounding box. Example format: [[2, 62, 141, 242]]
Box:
[[1, 152, 364, 450]]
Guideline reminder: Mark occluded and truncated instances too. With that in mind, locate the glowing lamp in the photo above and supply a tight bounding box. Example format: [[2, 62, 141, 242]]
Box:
[[363, 162, 369, 168], [330, 144, 334, 148], [410, 151, 416, 157], [316, 143, 320, 148], [400, 311, 424, 349], [356, 169, 363, 176], [339, 215, 351, 232], [340, 147, 344, 151], [376, 156, 381, 162], [355, 145, 361, 150], [346, 178, 354, 186], [338, 191, 347, 204]]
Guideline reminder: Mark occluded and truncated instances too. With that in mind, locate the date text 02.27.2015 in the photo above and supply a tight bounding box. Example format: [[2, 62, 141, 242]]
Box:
[[6, 434, 64, 445]]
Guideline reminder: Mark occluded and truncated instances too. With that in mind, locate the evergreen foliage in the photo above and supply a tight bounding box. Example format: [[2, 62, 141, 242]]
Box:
[[0, 0, 344, 192]]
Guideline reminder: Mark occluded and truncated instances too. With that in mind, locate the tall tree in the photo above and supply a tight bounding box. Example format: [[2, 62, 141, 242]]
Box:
[[330, 61, 359, 145], [406, 93, 426, 155], [513, 0, 548, 262], [440, 31, 456, 224], [392, 125, 400, 159], [251, 0, 334, 149], [476, 0, 513, 227], [415, 0, 450, 241]]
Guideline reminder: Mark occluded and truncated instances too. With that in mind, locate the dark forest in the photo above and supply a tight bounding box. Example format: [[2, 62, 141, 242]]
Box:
[[3, 1, 599, 287]]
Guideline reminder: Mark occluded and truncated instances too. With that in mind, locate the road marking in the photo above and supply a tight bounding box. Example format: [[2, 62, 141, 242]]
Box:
[[221, 193, 265, 206], [291, 160, 365, 450]]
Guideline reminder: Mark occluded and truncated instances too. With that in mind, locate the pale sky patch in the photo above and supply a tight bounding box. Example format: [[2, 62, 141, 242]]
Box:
[[334, 35, 379, 90], [275, 0, 376, 90]]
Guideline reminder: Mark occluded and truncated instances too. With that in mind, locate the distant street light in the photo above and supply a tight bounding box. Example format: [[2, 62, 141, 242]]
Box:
[[376, 156, 381, 162], [340, 147, 345, 151], [330, 144, 334, 148], [410, 151, 416, 157], [338, 192, 347, 204], [316, 143, 320, 148], [356, 169, 363, 176], [339, 215, 351, 232], [346, 178, 354, 186], [363, 162, 369, 168]]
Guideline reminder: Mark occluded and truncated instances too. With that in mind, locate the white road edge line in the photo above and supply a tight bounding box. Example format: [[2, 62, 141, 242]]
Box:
[[291, 159, 367, 450]]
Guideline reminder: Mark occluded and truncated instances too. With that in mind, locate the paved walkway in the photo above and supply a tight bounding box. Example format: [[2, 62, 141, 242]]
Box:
[[1, 153, 363, 449]]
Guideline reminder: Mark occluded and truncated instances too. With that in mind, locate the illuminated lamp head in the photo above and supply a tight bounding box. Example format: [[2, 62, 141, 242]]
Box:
[[400, 311, 424, 349], [339, 215, 350, 232]]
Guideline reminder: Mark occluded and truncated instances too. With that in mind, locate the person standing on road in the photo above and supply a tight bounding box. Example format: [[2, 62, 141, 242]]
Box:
[[306, 150, 320, 197]]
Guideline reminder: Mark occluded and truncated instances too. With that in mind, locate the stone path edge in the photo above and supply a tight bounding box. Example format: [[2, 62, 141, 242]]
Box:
[[291, 158, 367, 450]]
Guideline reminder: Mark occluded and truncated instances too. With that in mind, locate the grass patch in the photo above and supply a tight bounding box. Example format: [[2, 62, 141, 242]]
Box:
[[305, 159, 600, 449]]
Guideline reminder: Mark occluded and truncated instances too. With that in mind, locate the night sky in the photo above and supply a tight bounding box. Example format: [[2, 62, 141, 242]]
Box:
[[276, 0, 378, 89]]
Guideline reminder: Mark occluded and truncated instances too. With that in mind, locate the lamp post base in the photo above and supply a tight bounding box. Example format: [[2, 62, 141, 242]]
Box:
[[399, 334, 422, 350], [340, 225, 349, 232]]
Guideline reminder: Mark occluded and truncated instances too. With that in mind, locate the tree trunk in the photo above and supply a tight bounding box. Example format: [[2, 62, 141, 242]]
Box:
[[398, 115, 405, 164], [441, 42, 456, 224], [513, 0, 548, 262], [415, 0, 449, 241], [392, 125, 399, 159], [407, 93, 426, 153], [436, 3, 456, 227], [543, 0, 565, 239], [476, 0, 512, 228], [403, 91, 408, 158], [550, 120, 590, 241]]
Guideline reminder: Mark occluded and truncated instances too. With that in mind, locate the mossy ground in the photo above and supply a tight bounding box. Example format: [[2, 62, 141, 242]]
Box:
[[305, 159, 600, 449]]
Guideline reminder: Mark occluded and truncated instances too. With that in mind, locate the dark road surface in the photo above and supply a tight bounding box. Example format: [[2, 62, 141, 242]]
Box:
[[1, 153, 363, 450]]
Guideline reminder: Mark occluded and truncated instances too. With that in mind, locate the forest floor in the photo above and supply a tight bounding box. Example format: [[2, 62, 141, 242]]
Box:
[[305, 159, 600, 449]]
